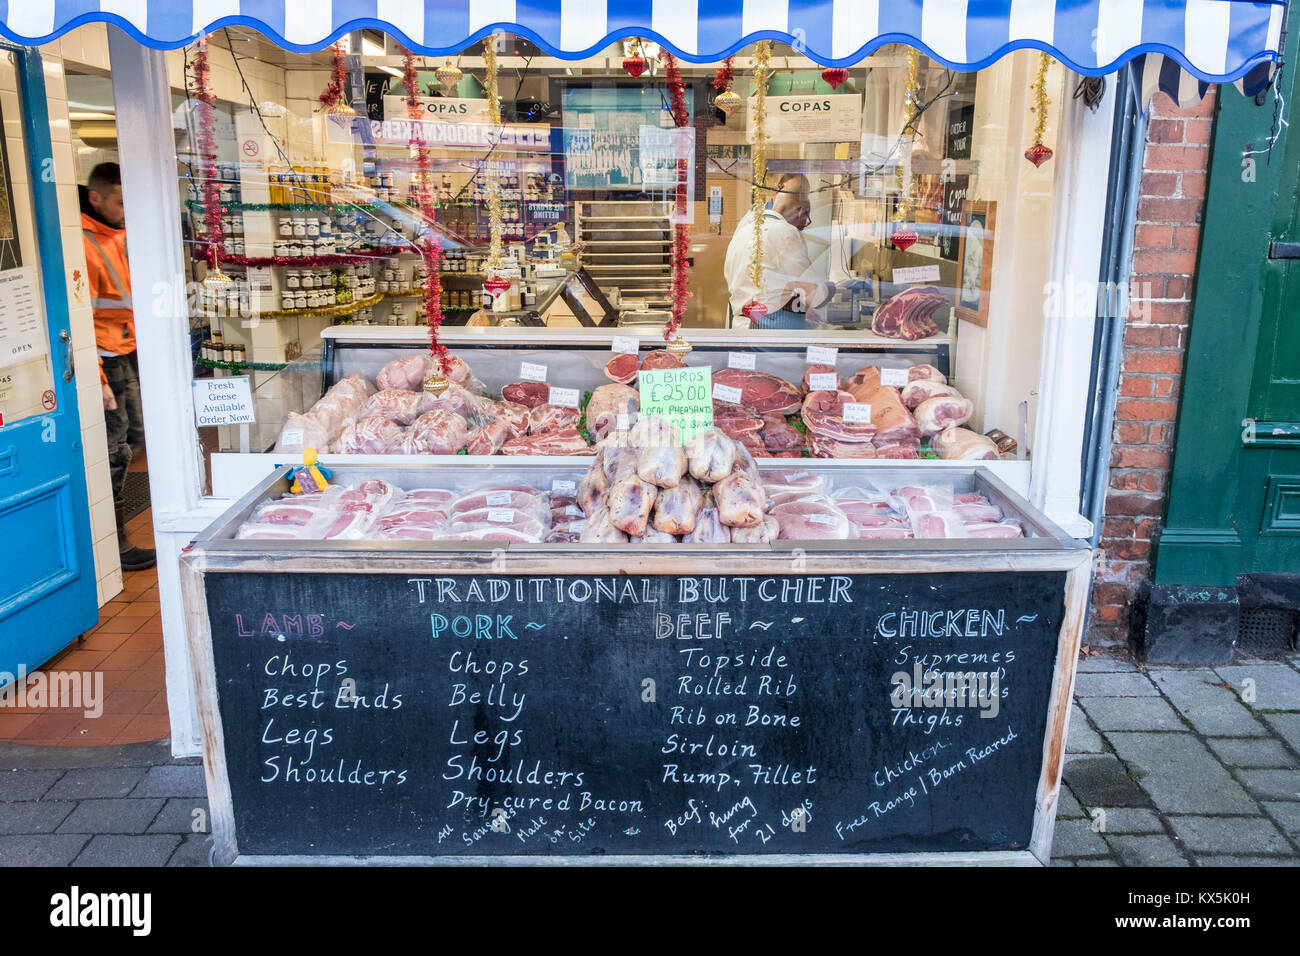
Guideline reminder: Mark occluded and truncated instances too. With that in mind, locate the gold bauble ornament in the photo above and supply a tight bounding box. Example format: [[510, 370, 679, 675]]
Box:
[[435, 61, 463, 93], [665, 336, 693, 358], [422, 374, 450, 396], [202, 267, 234, 290], [714, 88, 742, 116], [325, 100, 357, 117]]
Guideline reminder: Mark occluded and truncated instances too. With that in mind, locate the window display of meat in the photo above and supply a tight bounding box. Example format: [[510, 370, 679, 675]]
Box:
[[914, 395, 975, 436], [604, 352, 640, 384], [711, 369, 802, 416], [870, 287, 946, 340], [401, 409, 470, 455], [501, 381, 551, 408], [585, 384, 639, 443], [934, 426, 1000, 460]]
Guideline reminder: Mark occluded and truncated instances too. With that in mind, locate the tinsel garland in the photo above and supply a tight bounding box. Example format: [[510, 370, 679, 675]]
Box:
[[402, 47, 448, 372], [897, 47, 922, 223], [748, 42, 772, 294], [319, 41, 349, 111], [189, 38, 224, 273], [661, 50, 692, 341], [1025, 53, 1055, 167], [483, 39, 504, 275], [190, 246, 407, 268], [712, 56, 734, 92]]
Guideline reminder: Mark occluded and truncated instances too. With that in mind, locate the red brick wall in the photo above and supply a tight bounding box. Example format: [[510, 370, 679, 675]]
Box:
[[1087, 91, 1215, 649]]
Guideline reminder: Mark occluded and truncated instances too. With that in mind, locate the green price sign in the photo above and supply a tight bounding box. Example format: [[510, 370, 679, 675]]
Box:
[[637, 366, 714, 442]]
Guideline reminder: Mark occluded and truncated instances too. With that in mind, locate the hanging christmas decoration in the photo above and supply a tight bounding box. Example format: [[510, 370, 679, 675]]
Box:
[[623, 39, 648, 78], [661, 49, 693, 353], [1025, 52, 1055, 168], [743, 41, 773, 325], [712, 57, 734, 93], [714, 88, 742, 116], [402, 48, 448, 388], [712, 56, 740, 116], [435, 60, 463, 94], [892, 47, 922, 252], [319, 41, 356, 116], [481, 38, 507, 301], [188, 38, 231, 289], [821, 67, 850, 90]]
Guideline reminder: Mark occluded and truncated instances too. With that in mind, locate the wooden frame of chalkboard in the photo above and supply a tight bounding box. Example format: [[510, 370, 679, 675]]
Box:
[[180, 470, 1091, 865]]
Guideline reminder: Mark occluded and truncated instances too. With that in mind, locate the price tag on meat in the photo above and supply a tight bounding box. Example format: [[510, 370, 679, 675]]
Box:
[[727, 352, 756, 370], [549, 386, 580, 408], [638, 366, 713, 442], [808, 373, 839, 391], [551, 479, 576, 495], [843, 402, 871, 423], [487, 509, 515, 523], [486, 492, 513, 506], [610, 336, 639, 355], [881, 367, 909, 388], [279, 427, 305, 448], [616, 412, 630, 431], [564, 504, 584, 517], [520, 361, 548, 382], [806, 345, 838, 365], [712, 383, 743, 404]]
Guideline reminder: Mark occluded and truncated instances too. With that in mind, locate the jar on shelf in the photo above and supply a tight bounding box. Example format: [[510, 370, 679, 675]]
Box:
[[234, 345, 246, 366], [223, 342, 234, 363], [307, 217, 320, 238], [285, 270, 300, 289], [278, 218, 293, 240], [292, 217, 307, 238], [280, 290, 296, 310], [318, 217, 331, 236], [273, 240, 289, 258]]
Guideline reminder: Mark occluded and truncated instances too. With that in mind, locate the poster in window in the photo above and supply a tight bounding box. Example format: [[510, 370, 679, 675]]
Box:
[[0, 95, 17, 261], [955, 201, 996, 327]]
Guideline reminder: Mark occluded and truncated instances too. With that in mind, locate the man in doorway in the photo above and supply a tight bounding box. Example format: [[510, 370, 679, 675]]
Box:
[[724, 172, 835, 329], [82, 162, 154, 572]]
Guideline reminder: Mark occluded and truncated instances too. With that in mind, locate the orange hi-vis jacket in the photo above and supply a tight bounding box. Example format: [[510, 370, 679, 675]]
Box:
[[81, 211, 134, 386]]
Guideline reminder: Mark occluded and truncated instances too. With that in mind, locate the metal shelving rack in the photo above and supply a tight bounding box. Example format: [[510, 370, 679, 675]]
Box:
[[575, 200, 674, 309]]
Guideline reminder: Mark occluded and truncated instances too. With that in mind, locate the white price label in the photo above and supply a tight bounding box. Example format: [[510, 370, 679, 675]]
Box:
[[843, 402, 872, 423], [549, 386, 580, 408], [881, 367, 909, 387], [611, 336, 639, 355], [807, 513, 838, 526], [806, 346, 838, 365], [569, 519, 587, 534], [564, 504, 584, 517], [808, 373, 839, 392], [486, 491, 513, 506], [727, 352, 756, 370], [520, 361, 548, 382], [279, 427, 305, 447], [551, 479, 576, 495], [787, 471, 811, 481], [487, 509, 515, 523], [616, 412, 630, 431], [713, 383, 743, 404], [892, 264, 942, 284]]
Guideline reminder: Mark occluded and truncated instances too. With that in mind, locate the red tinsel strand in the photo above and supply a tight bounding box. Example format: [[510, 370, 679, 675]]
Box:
[[712, 56, 735, 92], [319, 41, 348, 109], [658, 50, 692, 341], [190, 38, 223, 270], [400, 47, 447, 372]]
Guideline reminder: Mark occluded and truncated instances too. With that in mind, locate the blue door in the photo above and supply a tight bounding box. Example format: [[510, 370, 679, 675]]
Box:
[[0, 45, 98, 685]]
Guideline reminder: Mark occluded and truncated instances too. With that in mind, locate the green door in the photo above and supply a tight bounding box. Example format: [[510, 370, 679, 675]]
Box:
[[1155, 27, 1300, 587]]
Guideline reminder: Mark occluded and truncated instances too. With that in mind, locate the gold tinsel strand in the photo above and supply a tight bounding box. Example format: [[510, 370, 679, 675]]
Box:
[[1032, 52, 1052, 144], [896, 47, 922, 223], [749, 41, 772, 293], [483, 38, 504, 272]]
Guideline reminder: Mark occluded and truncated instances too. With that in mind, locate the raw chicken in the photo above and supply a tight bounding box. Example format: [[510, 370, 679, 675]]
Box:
[[732, 442, 762, 482], [577, 458, 611, 513], [586, 384, 639, 443], [630, 417, 687, 488], [631, 527, 677, 544], [934, 426, 1000, 460], [333, 416, 404, 454], [901, 380, 958, 409], [713, 472, 764, 528], [682, 492, 731, 543], [731, 515, 779, 544], [604, 353, 640, 385], [579, 505, 629, 543], [684, 428, 737, 483], [401, 409, 469, 454], [914, 396, 975, 436], [606, 473, 657, 537], [528, 403, 582, 434], [651, 476, 704, 535]]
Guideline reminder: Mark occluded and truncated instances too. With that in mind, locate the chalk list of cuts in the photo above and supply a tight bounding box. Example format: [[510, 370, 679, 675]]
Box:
[[209, 570, 1065, 856]]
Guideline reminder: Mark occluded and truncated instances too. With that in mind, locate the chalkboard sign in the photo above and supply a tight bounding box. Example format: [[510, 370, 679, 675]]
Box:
[[205, 569, 1067, 857]]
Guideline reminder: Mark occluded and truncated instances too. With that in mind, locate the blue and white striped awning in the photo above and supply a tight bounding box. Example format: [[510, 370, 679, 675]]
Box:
[[0, 0, 1287, 77], [1130, 51, 1278, 106]]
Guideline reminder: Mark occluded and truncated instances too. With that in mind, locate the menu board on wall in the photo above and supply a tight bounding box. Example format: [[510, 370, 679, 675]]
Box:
[[940, 103, 976, 261], [205, 568, 1066, 858]]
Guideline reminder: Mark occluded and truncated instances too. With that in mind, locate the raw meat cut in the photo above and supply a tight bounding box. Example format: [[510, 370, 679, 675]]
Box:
[[843, 366, 882, 402], [333, 416, 404, 454], [685, 428, 737, 483], [934, 426, 999, 460], [236, 524, 301, 540], [586, 384, 639, 443], [402, 489, 456, 506], [250, 500, 324, 525], [954, 492, 985, 504], [501, 428, 593, 456], [631, 527, 677, 544], [801, 389, 877, 443], [490, 401, 530, 440], [871, 287, 945, 340], [964, 521, 1024, 539], [401, 409, 469, 454], [901, 380, 958, 409], [630, 417, 687, 488], [808, 434, 877, 458], [651, 476, 704, 535], [914, 396, 974, 436], [909, 364, 947, 384], [449, 509, 548, 540], [422, 382, 488, 421], [873, 440, 921, 459], [641, 349, 685, 370], [912, 511, 968, 539], [711, 368, 802, 416], [450, 489, 545, 519], [730, 515, 779, 543], [606, 474, 657, 537], [772, 499, 851, 540], [682, 492, 731, 543], [578, 506, 629, 543], [861, 386, 922, 444], [604, 353, 640, 385], [802, 364, 840, 392], [759, 414, 804, 456], [955, 500, 1002, 522], [760, 469, 824, 494], [501, 381, 551, 408], [835, 499, 895, 524], [361, 388, 426, 426], [376, 353, 434, 391], [439, 526, 543, 544], [528, 403, 581, 434], [464, 419, 511, 456], [713, 473, 764, 528], [440, 354, 472, 386], [855, 525, 914, 540]]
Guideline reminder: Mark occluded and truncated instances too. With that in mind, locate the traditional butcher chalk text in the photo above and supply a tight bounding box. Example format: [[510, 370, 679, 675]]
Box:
[[875, 607, 1007, 639], [889, 664, 1001, 718]]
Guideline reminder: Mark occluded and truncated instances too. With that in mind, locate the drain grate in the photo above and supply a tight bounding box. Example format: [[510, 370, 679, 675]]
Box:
[[1237, 606, 1298, 657]]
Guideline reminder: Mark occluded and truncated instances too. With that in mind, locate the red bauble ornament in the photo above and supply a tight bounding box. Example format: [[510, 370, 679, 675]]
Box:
[[1025, 143, 1054, 168], [483, 274, 511, 298], [821, 68, 849, 90], [741, 300, 768, 323], [891, 229, 918, 252], [623, 55, 647, 78]]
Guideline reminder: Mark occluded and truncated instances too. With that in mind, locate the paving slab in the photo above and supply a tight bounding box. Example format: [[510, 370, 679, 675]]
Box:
[[166, 833, 214, 867], [1215, 664, 1300, 712], [1055, 787, 1084, 819], [1147, 669, 1266, 737], [1079, 696, 1188, 732], [1165, 815, 1293, 855], [1261, 801, 1300, 837], [0, 740, 175, 769], [130, 765, 207, 799], [0, 769, 64, 801], [0, 801, 76, 835], [147, 798, 210, 835], [55, 798, 166, 835], [1050, 818, 1110, 858], [1062, 754, 1151, 807], [1196, 856, 1296, 866], [1074, 858, 1120, 866], [1077, 656, 1138, 673], [1105, 834, 1189, 866], [1074, 672, 1159, 697], [71, 834, 181, 867], [43, 767, 147, 801], [1262, 713, 1300, 752], [1107, 732, 1258, 814], [1092, 808, 1164, 834], [1066, 703, 1105, 754], [0, 834, 89, 866], [1235, 769, 1300, 802], [1205, 736, 1296, 768]]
